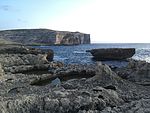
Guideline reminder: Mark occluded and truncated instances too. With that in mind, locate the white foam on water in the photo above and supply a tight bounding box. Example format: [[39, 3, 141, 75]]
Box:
[[73, 51, 86, 54], [54, 56, 68, 61]]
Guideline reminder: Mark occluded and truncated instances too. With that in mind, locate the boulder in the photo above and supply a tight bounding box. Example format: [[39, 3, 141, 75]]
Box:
[[87, 48, 135, 60], [87, 62, 123, 86]]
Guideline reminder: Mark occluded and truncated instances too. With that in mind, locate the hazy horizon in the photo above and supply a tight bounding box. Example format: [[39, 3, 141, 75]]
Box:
[[1, 0, 150, 43]]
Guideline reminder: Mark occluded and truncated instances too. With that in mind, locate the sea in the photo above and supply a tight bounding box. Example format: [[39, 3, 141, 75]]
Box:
[[33, 43, 150, 68]]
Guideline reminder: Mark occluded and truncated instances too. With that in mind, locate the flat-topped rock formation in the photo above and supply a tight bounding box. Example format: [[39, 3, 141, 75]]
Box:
[[87, 48, 135, 60], [0, 29, 90, 45], [0, 45, 54, 73]]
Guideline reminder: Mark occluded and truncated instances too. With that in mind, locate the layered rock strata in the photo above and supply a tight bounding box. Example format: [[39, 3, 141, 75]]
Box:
[[0, 29, 90, 45], [0, 45, 54, 73]]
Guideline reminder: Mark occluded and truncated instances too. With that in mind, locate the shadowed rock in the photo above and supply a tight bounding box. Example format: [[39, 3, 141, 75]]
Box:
[[87, 48, 135, 60], [46, 50, 54, 61], [30, 64, 96, 86]]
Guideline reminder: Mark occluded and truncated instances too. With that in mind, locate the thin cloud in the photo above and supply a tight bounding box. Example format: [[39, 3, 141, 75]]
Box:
[[0, 5, 19, 12], [17, 19, 28, 23], [0, 5, 11, 11]]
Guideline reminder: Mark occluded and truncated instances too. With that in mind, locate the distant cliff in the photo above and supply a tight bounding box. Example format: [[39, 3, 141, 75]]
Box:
[[0, 29, 90, 45]]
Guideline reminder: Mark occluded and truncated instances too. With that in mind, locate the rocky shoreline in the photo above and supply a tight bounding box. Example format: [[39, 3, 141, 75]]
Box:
[[0, 45, 150, 113]]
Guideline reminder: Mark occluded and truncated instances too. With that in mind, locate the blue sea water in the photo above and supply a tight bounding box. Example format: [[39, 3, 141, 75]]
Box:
[[33, 43, 150, 67]]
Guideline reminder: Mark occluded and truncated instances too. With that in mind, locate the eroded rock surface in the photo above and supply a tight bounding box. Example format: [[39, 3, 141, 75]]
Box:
[[0, 62, 124, 113], [115, 59, 150, 86], [0, 45, 53, 73], [87, 48, 135, 60], [0, 45, 150, 113]]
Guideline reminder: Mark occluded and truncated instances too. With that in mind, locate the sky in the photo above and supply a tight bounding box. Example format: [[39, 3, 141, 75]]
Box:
[[0, 0, 150, 43]]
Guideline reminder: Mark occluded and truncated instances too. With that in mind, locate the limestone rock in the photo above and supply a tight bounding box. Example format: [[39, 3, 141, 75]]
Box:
[[0, 74, 124, 113], [53, 64, 96, 81], [30, 64, 96, 86], [0, 45, 45, 54], [88, 62, 122, 86], [0, 61, 150, 113], [55, 31, 90, 45], [115, 59, 150, 86], [0, 45, 53, 73], [0, 54, 49, 73], [101, 99, 150, 113], [87, 48, 135, 60], [0, 29, 90, 45], [0, 63, 4, 76], [0, 45, 150, 113]]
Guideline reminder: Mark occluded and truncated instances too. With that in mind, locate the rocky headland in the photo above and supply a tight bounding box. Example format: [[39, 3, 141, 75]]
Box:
[[0, 45, 150, 113], [0, 29, 90, 45]]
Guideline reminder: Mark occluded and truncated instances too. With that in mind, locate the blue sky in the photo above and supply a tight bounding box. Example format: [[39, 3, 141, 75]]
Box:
[[0, 0, 87, 29], [0, 0, 150, 43]]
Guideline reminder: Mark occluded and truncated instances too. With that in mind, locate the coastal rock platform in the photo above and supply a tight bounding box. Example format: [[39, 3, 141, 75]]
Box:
[[0, 45, 150, 113]]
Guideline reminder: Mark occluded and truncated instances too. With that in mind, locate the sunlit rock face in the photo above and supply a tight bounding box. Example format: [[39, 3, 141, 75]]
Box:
[[55, 31, 90, 45], [0, 29, 90, 45]]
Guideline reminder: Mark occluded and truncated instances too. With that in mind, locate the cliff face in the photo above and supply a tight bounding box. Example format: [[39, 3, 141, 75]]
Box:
[[0, 29, 90, 45], [55, 31, 90, 45]]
